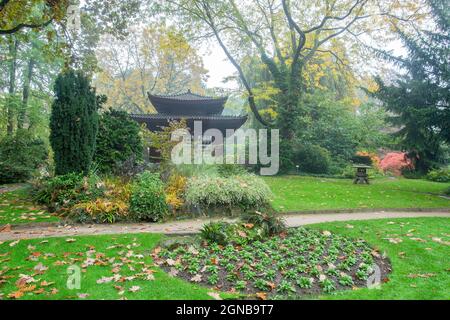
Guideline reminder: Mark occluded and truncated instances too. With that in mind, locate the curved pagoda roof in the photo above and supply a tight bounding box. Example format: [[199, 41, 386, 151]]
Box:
[[130, 114, 248, 136], [148, 89, 228, 116]]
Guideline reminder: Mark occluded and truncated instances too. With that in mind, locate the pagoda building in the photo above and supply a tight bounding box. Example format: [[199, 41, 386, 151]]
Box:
[[130, 90, 247, 137]]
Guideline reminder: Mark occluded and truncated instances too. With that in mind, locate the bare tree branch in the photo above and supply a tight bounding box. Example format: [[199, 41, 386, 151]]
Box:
[[304, 0, 367, 34], [202, 0, 270, 126]]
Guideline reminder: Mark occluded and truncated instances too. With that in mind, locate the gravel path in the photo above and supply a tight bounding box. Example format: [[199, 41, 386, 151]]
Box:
[[1, 211, 449, 241]]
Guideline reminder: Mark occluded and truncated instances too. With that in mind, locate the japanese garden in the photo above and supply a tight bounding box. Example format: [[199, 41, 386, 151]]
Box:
[[0, 0, 449, 302]]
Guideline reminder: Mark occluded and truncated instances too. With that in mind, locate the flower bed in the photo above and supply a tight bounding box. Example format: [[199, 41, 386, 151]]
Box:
[[154, 227, 391, 298]]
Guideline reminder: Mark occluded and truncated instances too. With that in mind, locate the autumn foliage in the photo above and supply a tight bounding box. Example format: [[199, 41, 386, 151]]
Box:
[[356, 151, 381, 170], [380, 152, 414, 176]]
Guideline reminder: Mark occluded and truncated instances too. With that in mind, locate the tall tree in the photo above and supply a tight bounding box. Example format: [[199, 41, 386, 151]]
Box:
[[50, 70, 100, 175], [373, 0, 450, 172], [6, 35, 18, 135], [0, 28, 65, 137], [157, 0, 425, 169], [95, 25, 208, 113]]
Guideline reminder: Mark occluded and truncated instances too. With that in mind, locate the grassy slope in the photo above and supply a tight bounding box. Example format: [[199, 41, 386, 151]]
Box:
[[265, 176, 450, 212], [311, 217, 450, 300], [0, 233, 219, 300], [0, 187, 59, 225]]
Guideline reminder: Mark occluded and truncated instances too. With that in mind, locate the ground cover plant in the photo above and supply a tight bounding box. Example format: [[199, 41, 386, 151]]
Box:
[[69, 178, 131, 224], [265, 176, 450, 212], [199, 211, 286, 246], [155, 224, 390, 298], [0, 187, 58, 225]]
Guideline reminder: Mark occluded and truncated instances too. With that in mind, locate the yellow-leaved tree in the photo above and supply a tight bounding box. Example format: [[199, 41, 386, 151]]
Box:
[[94, 25, 208, 113]]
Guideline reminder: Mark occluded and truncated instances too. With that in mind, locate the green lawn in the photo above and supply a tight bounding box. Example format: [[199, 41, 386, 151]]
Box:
[[1, 217, 448, 300], [265, 176, 450, 212], [313, 217, 450, 300], [0, 233, 221, 300], [0, 187, 59, 225]]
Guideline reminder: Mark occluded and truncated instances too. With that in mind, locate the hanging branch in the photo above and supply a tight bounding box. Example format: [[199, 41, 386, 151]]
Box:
[[202, 1, 270, 126]]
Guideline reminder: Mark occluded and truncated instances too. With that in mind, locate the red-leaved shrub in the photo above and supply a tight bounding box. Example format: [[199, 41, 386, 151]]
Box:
[[380, 152, 414, 176]]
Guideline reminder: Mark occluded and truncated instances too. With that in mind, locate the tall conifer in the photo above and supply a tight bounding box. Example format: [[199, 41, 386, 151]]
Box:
[[50, 70, 99, 175]]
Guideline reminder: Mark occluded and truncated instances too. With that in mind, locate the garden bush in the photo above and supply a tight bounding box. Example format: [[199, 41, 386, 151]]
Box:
[[200, 222, 233, 246], [94, 110, 143, 174], [401, 167, 425, 179], [293, 143, 331, 174], [129, 171, 168, 222], [444, 186, 450, 196], [200, 221, 265, 246], [174, 164, 219, 178], [65, 178, 131, 223], [241, 211, 286, 236], [70, 198, 129, 224], [32, 173, 88, 212], [165, 173, 187, 211], [0, 130, 48, 184], [217, 164, 248, 177], [185, 173, 272, 213], [341, 164, 356, 179], [426, 168, 450, 183], [380, 152, 414, 176], [112, 154, 149, 179]]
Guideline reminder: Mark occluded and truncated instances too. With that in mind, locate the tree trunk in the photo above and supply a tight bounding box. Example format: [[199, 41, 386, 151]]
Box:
[[6, 35, 18, 135], [272, 64, 303, 172], [274, 67, 302, 140], [18, 57, 35, 129]]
